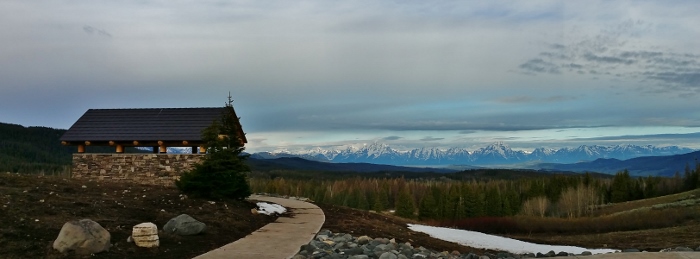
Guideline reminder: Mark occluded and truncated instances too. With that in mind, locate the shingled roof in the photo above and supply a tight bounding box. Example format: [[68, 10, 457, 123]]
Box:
[[60, 107, 246, 146]]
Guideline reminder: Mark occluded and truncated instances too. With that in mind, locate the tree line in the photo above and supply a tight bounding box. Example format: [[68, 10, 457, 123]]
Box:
[[250, 166, 699, 220]]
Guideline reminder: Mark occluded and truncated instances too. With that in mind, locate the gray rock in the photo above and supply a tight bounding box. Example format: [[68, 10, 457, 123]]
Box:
[[343, 247, 365, 256], [349, 255, 369, 259], [556, 251, 568, 256], [398, 254, 409, 259], [465, 253, 480, 259], [375, 244, 389, 252], [53, 219, 111, 255], [318, 229, 332, 236], [479, 256, 491, 259], [535, 252, 545, 257], [675, 246, 694, 252], [622, 248, 640, 253], [520, 252, 535, 258], [546, 250, 556, 257], [292, 255, 307, 259], [379, 252, 398, 259], [162, 214, 206, 236], [580, 251, 592, 256], [696, 246, 700, 251], [357, 235, 372, 245]]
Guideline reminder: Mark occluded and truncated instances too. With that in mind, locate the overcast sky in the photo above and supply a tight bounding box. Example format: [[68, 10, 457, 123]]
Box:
[[1, 1, 699, 153]]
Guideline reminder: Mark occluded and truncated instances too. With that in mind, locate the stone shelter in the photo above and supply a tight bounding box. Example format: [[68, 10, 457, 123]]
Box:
[[60, 107, 246, 185]]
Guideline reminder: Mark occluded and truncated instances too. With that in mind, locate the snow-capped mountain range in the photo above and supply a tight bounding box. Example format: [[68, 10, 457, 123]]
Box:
[[252, 142, 696, 166]]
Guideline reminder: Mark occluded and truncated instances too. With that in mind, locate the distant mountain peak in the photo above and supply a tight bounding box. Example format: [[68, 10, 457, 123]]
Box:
[[254, 143, 696, 167]]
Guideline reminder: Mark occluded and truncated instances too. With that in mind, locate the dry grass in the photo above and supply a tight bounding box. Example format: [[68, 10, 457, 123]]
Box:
[[594, 189, 700, 216]]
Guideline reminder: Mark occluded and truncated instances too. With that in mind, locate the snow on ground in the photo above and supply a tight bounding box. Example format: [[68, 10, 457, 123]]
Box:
[[256, 202, 287, 215], [407, 224, 618, 255]]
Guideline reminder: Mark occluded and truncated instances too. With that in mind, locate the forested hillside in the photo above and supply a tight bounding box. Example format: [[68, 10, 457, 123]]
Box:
[[0, 122, 142, 174], [0, 122, 74, 173]]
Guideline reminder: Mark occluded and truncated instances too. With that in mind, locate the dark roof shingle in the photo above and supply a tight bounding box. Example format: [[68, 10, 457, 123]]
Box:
[[60, 107, 246, 143]]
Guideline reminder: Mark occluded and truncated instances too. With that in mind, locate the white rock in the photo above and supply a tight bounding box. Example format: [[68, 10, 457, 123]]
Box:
[[53, 219, 111, 255], [132, 222, 159, 248]]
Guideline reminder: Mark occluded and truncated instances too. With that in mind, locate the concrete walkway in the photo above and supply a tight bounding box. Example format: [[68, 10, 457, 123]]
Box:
[[552, 252, 700, 258], [193, 195, 325, 259]]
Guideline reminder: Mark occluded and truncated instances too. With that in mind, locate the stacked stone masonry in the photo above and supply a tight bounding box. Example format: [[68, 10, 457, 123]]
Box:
[[71, 154, 204, 186]]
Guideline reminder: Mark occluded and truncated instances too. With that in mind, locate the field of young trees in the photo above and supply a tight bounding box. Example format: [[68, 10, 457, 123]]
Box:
[[250, 165, 700, 234]]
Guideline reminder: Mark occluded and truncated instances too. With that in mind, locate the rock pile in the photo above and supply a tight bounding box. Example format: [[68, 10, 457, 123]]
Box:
[[293, 229, 700, 259], [292, 229, 518, 259]]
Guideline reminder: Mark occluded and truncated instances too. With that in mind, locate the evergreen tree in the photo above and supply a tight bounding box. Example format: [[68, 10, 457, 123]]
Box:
[[610, 170, 631, 203], [372, 188, 390, 212], [395, 188, 416, 218], [356, 189, 370, 210], [418, 187, 439, 220], [176, 97, 251, 200]]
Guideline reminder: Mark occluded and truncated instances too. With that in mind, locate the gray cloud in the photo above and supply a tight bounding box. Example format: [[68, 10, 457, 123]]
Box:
[[420, 136, 445, 141], [519, 58, 561, 74], [382, 136, 402, 141], [518, 21, 700, 94], [83, 25, 111, 37]]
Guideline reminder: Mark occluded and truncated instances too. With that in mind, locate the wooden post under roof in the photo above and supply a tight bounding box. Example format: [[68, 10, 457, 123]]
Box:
[[116, 144, 124, 153], [159, 145, 167, 153], [199, 146, 206, 153], [78, 145, 85, 153]]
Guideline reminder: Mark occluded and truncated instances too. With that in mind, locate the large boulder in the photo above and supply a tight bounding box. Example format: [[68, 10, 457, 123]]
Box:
[[163, 214, 207, 236], [53, 219, 111, 255], [132, 222, 159, 248]]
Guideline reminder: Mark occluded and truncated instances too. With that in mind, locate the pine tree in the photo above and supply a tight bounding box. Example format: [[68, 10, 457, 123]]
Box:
[[176, 96, 251, 200], [418, 187, 439, 220], [395, 188, 416, 218], [610, 170, 631, 203]]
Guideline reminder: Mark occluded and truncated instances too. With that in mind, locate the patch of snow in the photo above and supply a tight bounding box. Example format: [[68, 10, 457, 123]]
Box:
[[407, 224, 618, 255], [256, 202, 287, 215]]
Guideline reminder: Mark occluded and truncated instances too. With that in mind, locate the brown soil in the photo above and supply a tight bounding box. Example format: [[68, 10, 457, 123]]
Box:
[[0, 173, 276, 259]]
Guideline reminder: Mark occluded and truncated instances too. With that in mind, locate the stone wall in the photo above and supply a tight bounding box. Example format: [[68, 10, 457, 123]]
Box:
[[71, 154, 204, 186]]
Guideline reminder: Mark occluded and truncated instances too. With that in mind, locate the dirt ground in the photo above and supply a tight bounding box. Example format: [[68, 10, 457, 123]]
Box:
[[4, 173, 696, 259], [0, 173, 276, 259]]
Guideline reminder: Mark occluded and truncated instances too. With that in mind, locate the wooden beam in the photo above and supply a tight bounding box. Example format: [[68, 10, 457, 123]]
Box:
[[116, 144, 124, 153], [84, 141, 91, 146], [159, 145, 167, 153], [109, 141, 115, 146], [182, 140, 189, 146], [78, 145, 85, 153], [199, 146, 206, 153], [133, 141, 139, 146], [61, 141, 68, 146]]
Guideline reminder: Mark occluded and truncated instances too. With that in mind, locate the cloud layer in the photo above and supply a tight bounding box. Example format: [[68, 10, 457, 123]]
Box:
[[0, 1, 698, 152]]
